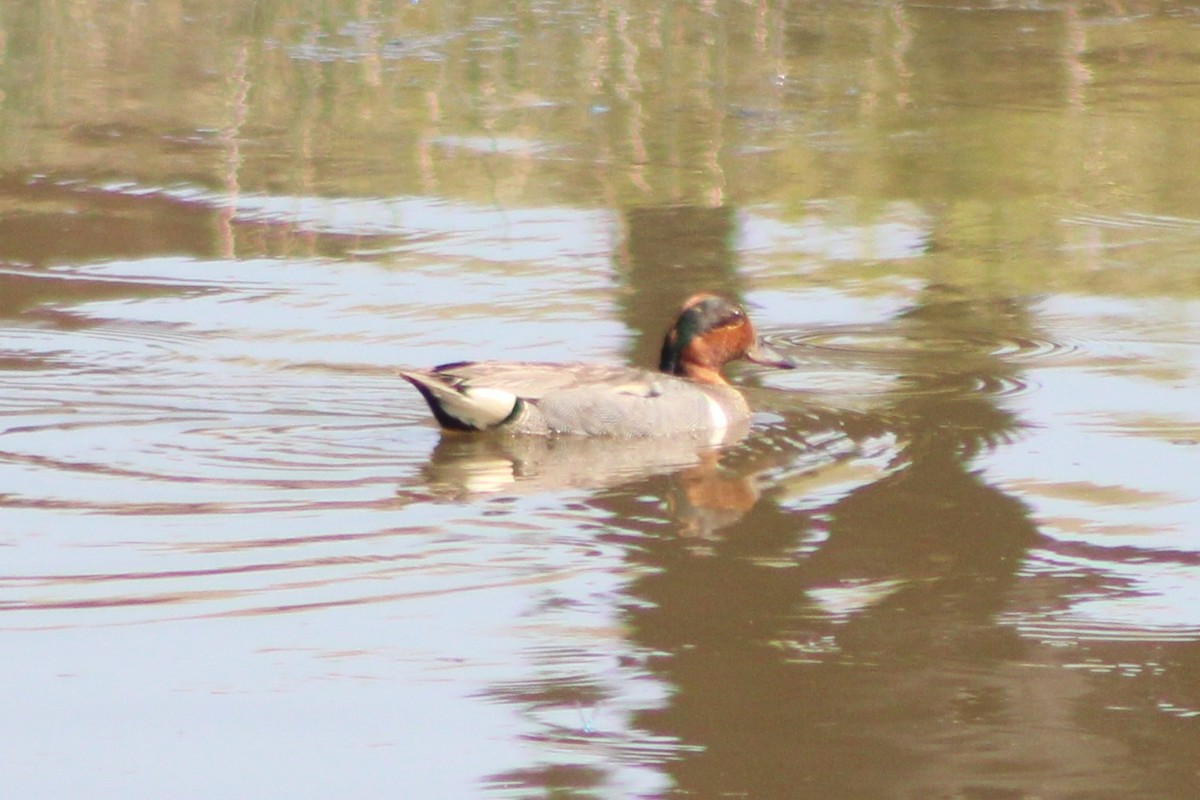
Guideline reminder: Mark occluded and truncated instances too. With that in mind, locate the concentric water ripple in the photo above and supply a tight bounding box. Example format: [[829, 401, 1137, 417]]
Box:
[[0, 290, 543, 626], [0, 375, 591, 626], [764, 324, 1080, 401], [773, 325, 1079, 364]]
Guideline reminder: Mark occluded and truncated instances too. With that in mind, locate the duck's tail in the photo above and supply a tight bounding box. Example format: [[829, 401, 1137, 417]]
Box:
[[399, 369, 522, 431]]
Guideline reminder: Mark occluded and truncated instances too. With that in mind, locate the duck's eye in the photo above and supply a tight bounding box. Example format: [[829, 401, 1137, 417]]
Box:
[[718, 309, 745, 328]]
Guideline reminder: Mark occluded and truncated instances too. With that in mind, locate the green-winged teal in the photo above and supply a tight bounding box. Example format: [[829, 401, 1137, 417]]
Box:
[[399, 293, 795, 437]]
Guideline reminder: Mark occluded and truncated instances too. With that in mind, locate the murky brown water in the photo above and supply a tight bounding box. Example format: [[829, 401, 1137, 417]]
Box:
[[3, 1, 1200, 797]]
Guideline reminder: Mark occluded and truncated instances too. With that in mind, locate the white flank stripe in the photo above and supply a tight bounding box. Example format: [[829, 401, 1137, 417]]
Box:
[[703, 394, 729, 444]]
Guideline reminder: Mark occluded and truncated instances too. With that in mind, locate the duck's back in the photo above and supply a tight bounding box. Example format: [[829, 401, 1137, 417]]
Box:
[[427, 361, 660, 399]]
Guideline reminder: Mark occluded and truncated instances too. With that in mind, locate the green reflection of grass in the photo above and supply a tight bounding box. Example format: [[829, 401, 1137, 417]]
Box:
[[0, 2, 1199, 296]]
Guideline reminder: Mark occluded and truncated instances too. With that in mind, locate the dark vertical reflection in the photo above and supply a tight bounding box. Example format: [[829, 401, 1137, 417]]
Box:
[[616, 204, 743, 370], [613, 286, 1057, 798]]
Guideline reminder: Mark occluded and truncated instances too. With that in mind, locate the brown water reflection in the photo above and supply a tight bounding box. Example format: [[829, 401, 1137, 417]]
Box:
[[3, 1, 1200, 798], [473, 275, 1037, 796]]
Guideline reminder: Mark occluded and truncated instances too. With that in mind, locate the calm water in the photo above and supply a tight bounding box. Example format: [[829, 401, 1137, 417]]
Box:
[[3, 1, 1200, 797]]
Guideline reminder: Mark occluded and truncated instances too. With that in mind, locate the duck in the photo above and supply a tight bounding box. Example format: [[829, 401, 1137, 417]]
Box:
[[398, 293, 795, 438]]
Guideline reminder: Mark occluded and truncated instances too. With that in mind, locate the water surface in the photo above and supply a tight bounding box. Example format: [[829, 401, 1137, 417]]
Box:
[[2, 2, 1200, 798]]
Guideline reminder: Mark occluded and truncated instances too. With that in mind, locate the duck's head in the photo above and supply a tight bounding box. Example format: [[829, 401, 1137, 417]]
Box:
[[659, 293, 796, 384]]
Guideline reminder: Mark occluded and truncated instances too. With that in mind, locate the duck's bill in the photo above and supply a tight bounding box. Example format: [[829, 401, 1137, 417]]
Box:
[[746, 338, 798, 369]]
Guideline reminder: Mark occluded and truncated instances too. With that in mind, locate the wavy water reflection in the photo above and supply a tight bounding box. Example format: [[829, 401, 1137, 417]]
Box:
[[3, 187, 1199, 797], [4, 1, 1200, 796]]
